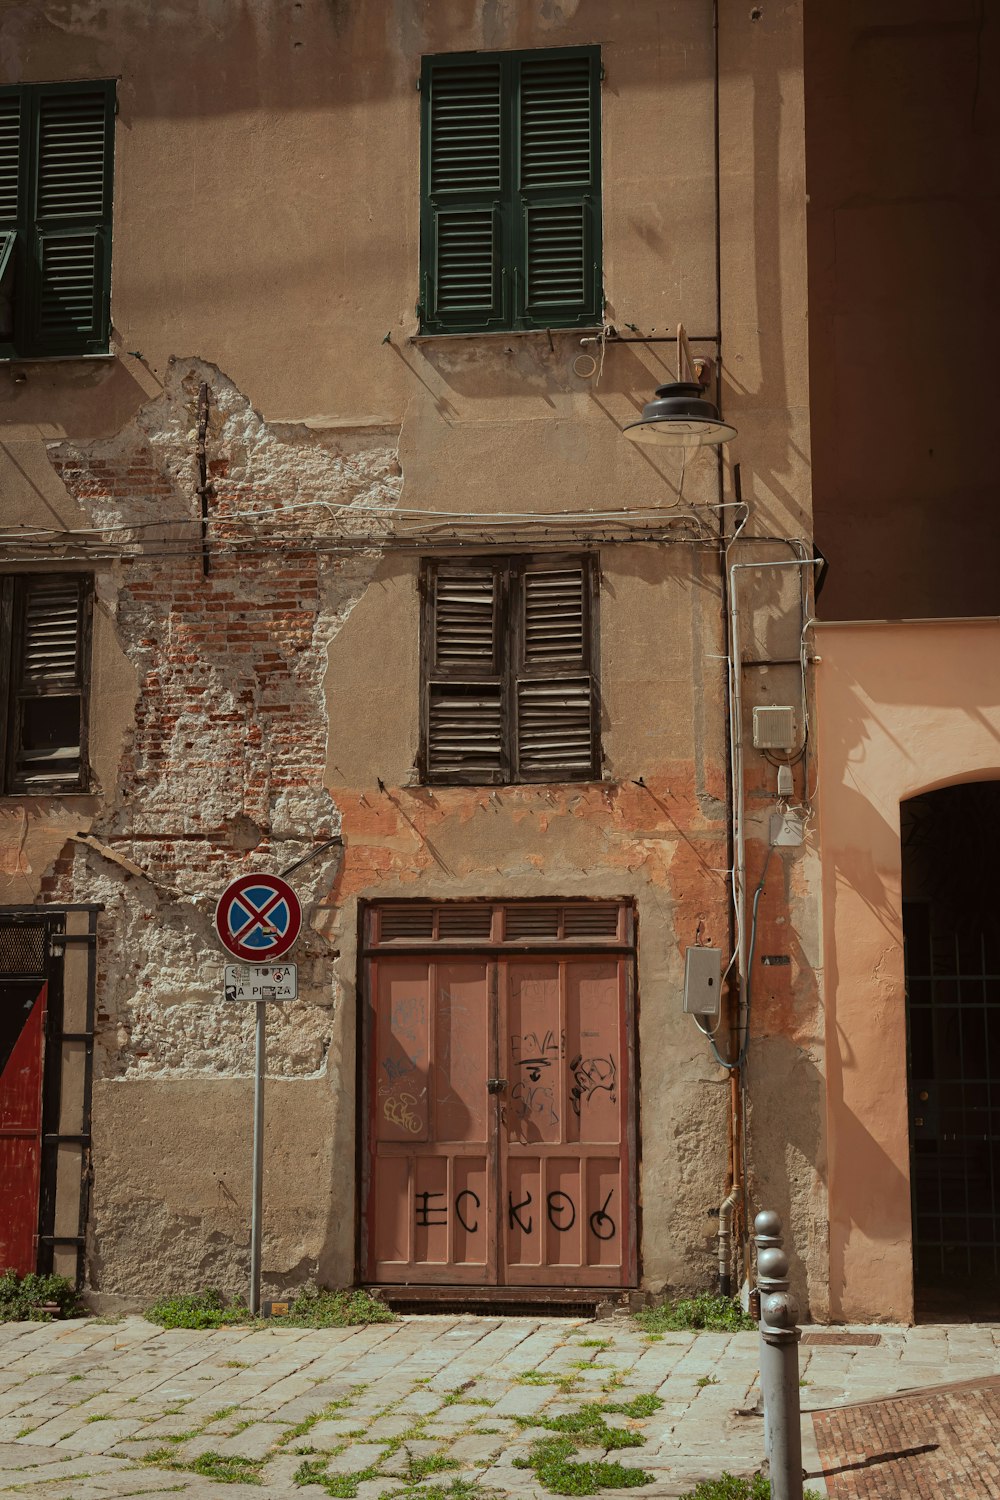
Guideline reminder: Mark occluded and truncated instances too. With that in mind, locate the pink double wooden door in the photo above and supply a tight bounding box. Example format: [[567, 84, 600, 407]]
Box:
[[365, 957, 634, 1286]]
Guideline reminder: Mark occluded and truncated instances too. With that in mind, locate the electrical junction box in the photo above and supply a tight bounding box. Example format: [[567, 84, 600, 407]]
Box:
[[683, 946, 722, 1018], [753, 705, 796, 751], [770, 811, 804, 847]]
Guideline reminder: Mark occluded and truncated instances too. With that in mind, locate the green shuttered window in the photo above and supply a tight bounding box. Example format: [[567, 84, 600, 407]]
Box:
[[420, 555, 600, 785], [0, 81, 115, 359], [419, 47, 602, 335]]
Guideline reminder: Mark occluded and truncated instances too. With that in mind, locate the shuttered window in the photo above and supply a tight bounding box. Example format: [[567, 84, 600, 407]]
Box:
[[419, 47, 601, 335], [0, 576, 92, 793], [420, 555, 600, 785], [0, 81, 115, 359]]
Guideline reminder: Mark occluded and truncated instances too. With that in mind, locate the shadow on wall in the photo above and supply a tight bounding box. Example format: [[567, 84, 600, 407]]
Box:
[[821, 647, 1000, 1319]]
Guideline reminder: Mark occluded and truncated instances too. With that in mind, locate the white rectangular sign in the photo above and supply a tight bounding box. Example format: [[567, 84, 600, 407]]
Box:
[[224, 964, 298, 1002]]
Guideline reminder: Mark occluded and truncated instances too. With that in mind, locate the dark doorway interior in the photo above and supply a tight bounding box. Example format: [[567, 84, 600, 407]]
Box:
[[902, 782, 1000, 1320]]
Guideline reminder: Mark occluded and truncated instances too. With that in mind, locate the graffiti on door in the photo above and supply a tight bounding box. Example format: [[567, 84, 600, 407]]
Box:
[[365, 944, 632, 1287]]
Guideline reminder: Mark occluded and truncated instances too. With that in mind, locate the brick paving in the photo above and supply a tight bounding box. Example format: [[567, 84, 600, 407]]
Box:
[[0, 1314, 993, 1497], [812, 1376, 1000, 1499]]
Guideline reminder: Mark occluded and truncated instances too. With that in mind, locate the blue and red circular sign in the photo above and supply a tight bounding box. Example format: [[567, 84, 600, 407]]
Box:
[[215, 874, 302, 961]]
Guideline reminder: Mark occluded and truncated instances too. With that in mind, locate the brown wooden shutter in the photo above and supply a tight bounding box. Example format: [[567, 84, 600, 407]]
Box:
[[514, 558, 598, 781], [8, 576, 90, 792], [423, 562, 508, 783]]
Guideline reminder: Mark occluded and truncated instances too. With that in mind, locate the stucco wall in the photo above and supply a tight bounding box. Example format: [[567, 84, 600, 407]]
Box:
[[0, 0, 817, 1306], [805, 1, 1000, 619], [816, 619, 1000, 1321]]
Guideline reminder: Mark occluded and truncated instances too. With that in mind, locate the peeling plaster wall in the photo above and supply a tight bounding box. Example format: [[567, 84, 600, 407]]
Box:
[[0, 0, 822, 1309], [32, 361, 400, 1295]]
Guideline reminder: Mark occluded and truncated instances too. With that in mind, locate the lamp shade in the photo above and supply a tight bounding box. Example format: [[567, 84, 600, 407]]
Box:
[[623, 381, 737, 448]]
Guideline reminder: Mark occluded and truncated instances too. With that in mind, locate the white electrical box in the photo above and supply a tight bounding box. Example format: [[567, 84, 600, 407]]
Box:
[[753, 705, 796, 751], [683, 946, 722, 1018]]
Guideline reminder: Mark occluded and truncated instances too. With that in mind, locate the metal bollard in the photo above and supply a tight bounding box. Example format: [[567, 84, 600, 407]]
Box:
[[754, 1210, 803, 1500]]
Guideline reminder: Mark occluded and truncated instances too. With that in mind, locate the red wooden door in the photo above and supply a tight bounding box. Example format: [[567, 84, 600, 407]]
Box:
[[365, 954, 632, 1287], [0, 983, 47, 1275]]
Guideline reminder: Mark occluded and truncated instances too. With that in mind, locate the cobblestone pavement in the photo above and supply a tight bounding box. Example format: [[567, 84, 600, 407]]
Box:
[[813, 1373, 1000, 1498], [0, 1315, 996, 1499]]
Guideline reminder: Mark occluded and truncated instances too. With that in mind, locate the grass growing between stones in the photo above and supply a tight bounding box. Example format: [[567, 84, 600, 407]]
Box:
[[278, 1386, 365, 1446], [679, 1477, 824, 1500], [144, 1286, 395, 1330], [633, 1294, 756, 1335], [141, 1447, 266, 1484], [294, 1457, 419, 1498], [283, 1288, 396, 1327], [145, 1290, 249, 1329], [513, 1392, 663, 1495], [515, 1436, 652, 1496]]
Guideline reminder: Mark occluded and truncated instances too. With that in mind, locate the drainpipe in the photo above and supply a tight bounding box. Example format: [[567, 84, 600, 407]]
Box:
[[718, 1177, 740, 1296]]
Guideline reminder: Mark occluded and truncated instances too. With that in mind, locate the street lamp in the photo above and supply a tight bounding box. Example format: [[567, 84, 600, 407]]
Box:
[[623, 379, 737, 448], [622, 323, 737, 448]]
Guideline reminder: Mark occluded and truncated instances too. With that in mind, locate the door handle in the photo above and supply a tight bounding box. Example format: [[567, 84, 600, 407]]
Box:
[[487, 1078, 508, 1095]]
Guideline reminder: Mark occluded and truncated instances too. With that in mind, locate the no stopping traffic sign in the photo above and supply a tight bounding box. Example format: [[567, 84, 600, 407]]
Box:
[[215, 873, 302, 961]]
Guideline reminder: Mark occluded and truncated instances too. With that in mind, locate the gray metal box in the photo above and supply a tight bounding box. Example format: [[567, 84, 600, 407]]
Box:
[[683, 946, 722, 1018], [752, 704, 796, 750]]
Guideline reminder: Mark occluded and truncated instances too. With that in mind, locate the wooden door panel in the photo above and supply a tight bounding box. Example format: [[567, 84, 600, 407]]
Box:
[[502, 959, 630, 1287], [364, 932, 634, 1290], [0, 983, 47, 1276], [368, 959, 494, 1283]]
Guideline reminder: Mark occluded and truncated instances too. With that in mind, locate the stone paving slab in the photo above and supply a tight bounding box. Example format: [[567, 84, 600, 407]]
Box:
[[0, 1315, 995, 1497]]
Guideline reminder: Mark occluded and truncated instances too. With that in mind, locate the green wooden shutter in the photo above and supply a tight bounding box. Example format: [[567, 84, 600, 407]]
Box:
[[27, 83, 114, 355], [515, 50, 601, 329], [0, 95, 22, 348], [420, 57, 508, 334]]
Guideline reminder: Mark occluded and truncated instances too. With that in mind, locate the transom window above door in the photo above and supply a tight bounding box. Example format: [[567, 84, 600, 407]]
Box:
[[419, 555, 601, 785], [418, 47, 602, 335]]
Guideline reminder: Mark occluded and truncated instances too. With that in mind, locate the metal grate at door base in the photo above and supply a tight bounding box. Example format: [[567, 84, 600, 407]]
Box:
[[801, 1331, 882, 1346], [0, 923, 46, 975]]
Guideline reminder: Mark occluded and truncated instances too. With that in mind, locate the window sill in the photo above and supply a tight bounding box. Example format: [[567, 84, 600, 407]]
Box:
[[409, 326, 603, 346], [0, 352, 115, 365]]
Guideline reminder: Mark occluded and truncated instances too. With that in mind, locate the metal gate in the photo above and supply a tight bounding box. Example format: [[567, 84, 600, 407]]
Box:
[[361, 902, 636, 1288], [903, 783, 1000, 1310]]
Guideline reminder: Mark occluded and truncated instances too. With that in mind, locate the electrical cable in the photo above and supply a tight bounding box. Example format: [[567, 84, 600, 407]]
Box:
[[705, 842, 775, 1072], [0, 498, 748, 541]]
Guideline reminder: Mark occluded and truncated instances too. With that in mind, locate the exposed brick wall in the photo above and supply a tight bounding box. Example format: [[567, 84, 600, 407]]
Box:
[[45, 360, 401, 1082]]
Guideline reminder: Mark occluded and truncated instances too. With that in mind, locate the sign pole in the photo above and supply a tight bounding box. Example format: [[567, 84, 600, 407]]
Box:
[[213, 874, 302, 1319], [249, 997, 268, 1316]]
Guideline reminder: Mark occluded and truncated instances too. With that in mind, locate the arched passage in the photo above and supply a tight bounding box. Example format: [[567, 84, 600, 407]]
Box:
[[902, 782, 1000, 1318], [816, 618, 1000, 1322]]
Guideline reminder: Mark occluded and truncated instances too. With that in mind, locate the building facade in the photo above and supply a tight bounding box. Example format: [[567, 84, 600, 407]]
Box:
[[1, 0, 833, 1316]]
